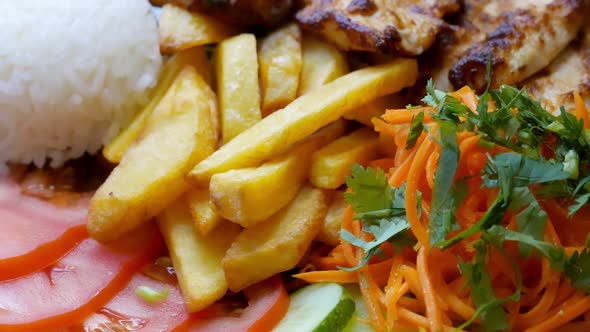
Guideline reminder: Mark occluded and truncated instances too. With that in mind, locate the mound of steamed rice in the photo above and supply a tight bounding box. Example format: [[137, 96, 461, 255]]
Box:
[[0, 0, 162, 167]]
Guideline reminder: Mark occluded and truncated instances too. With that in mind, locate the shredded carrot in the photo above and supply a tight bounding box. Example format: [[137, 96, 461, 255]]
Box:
[[294, 259, 393, 286], [527, 293, 590, 332], [404, 136, 434, 246], [382, 108, 434, 125], [450, 86, 479, 112], [389, 150, 415, 187], [297, 85, 590, 331], [417, 247, 443, 332], [360, 271, 387, 332], [574, 92, 590, 129]]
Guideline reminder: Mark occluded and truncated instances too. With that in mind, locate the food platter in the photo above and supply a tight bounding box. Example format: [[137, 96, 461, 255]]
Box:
[[2, 0, 590, 331]]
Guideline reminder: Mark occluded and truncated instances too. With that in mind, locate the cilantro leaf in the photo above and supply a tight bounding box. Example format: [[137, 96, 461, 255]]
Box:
[[422, 79, 446, 108], [551, 106, 585, 143], [508, 187, 535, 211], [486, 226, 590, 295], [437, 188, 510, 250], [534, 180, 572, 199], [341, 166, 414, 272], [344, 165, 392, 213], [341, 217, 409, 254], [458, 241, 509, 332], [437, 161, 514, 249], [515, 199, 547, 257], [453, 179, 469, 209], [506, 187, 548, 256], [485, 226, 567, 271], [565, 248, 590, 293], [483, 153, 570, 188], [436, 95, 472, 124], [569, 193, 590, 217], [469, 92, 521, 151], [429, 121, 460, 245], [422, 79, 471, 124], [405, 112, 424, 149]]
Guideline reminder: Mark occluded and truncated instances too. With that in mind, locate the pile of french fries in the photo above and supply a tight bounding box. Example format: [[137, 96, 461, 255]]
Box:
[[89, 4, 418, 313]]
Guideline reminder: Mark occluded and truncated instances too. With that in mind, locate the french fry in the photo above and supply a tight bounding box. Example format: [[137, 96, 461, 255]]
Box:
[[186, 189, 224, 236], [223, 186, 329, 292], [344, 93, 406, 127], [311, 127, 379, 189], [317, 190, 346, 246], [158, 199, 240, 312], [189, 58, 418, 185], [210, 120, 346, 228], [259, 23, 302, 115], [103, 47, 212, 163], [159, 4, 237, 53], [298, 35, 348, 96], [216, 34, 262, 143], [88, 67, 218, 242]]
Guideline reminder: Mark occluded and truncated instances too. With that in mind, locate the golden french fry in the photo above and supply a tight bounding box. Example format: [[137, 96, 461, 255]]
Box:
[[259, 23, 302, 115], [317, 190, 346, 246], [344, 94, 406, 127], [88, 67, 218, 242], [223, 186, 329, 292], [189, 58, 418, 185], [186, 189, 224, 236], [158, 199, 240, 312], [216, 34, 262, 143], [298, 35, 348, 96], [159, 4, 237, 53], [311, 127, 379, 189], [103, 47, 212, 163], [210, 120, 345, 228]]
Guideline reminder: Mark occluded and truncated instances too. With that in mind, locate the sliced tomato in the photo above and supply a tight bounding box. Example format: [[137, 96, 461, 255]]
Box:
[[0, 177, 89, 280], [180, 276, 289, 332], [0, 224, 163, 332], [70, 272, 189, 331]]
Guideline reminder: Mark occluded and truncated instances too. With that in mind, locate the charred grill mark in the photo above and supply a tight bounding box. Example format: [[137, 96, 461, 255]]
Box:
[[448, 16, 527, 92], [297, 7, 405, 54], [296, 0, 460, 55], [378, 26, 402, 54], [448, 0, 585, 92]]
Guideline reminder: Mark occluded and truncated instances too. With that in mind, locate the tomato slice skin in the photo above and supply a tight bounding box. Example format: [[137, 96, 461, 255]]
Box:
[[181, 276, 289, 332], [0, 224, 163, 332], [0, 178, 89, 281], [73, 272, 189, 332]]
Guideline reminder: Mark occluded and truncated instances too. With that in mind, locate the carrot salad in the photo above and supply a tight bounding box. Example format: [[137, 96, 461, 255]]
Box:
[[296, 82, 590, 332]]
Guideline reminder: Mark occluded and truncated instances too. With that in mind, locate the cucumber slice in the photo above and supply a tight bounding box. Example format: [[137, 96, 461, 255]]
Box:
[[342, 285, 374, 332], [273, 283, 355, 332], [343, 284, 425, 332]]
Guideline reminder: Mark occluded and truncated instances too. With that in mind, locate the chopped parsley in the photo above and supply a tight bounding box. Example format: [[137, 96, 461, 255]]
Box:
[[428, 121, 460, 246], [341, 78, 590, 331], [457, 241, 514, 332], [405, 112, 424, 149], [340, 165, 416, 271]]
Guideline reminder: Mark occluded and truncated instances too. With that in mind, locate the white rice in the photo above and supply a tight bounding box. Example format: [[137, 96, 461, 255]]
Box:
[[0, 0, 162, 167]]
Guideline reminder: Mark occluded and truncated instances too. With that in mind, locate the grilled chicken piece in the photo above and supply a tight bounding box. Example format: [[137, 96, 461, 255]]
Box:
[[296, 0, 460, 56], [432, 0, 586, 92], [524, 24, 590, 114]]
